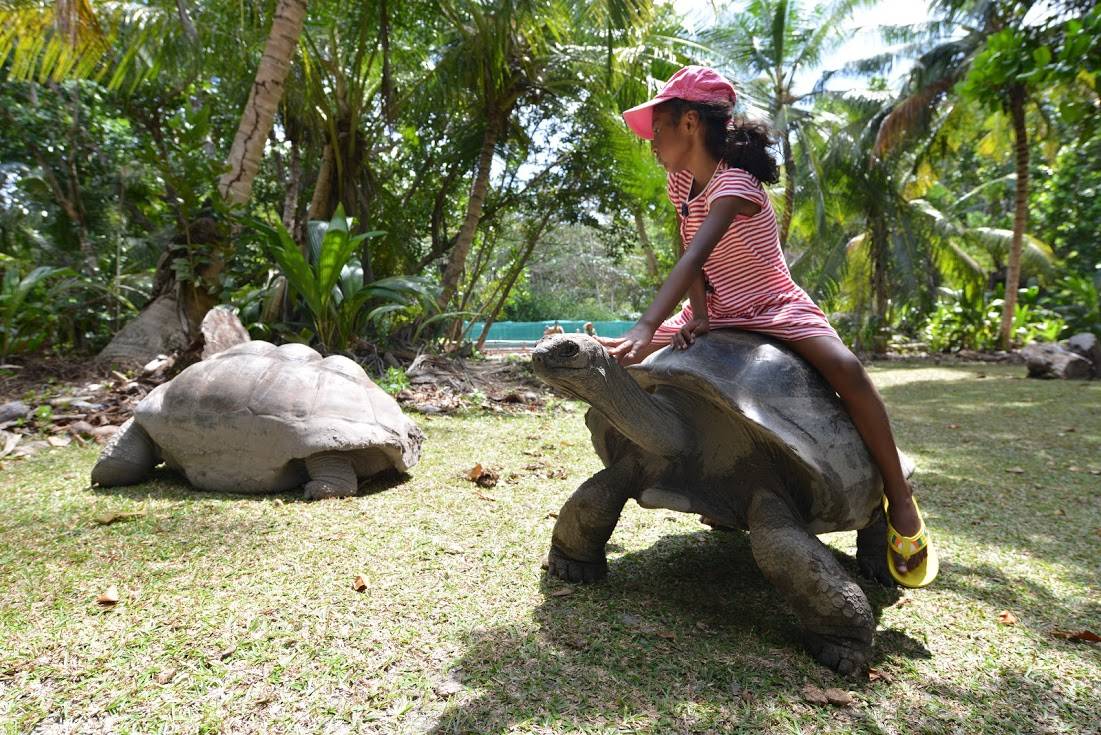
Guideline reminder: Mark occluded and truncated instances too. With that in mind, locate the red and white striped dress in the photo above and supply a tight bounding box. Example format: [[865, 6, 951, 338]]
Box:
[[652, 160, 839, 345]]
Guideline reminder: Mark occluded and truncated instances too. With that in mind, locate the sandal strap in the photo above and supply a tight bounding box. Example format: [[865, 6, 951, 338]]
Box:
[[888, 527, 928, 558]]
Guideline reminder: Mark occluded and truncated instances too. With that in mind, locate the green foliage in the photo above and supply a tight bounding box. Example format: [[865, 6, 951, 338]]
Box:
[[376, 366, 411, 396], [1041, 273, 1101, 338], [247, 206, 439, 353], [924, 285, 1065, 352], [0, 259, 72, 360]]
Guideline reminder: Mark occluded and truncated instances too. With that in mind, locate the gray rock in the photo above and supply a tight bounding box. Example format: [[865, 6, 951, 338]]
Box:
[[0, 401, 31, 423], [1062, 333, 1100, 376], [1020, 342, 1093, 380]]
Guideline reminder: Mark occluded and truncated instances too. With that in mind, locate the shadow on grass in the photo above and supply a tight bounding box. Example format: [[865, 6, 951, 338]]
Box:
[[426, 529, 927, 733]]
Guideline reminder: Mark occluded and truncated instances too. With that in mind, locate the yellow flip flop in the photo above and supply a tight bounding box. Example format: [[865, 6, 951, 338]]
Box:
[[885, 496, 939, 588]]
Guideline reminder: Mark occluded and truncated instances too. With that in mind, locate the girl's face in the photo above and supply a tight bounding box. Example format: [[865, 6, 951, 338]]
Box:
[[650, 107, 697, 172]]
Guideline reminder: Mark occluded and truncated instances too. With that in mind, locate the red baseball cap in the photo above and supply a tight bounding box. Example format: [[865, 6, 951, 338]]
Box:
[[622, 65, 738, 140]]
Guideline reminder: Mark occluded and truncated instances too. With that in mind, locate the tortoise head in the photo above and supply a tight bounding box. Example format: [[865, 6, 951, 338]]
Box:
[[531, 334, 691, 459], [531, 334, 612, 398]]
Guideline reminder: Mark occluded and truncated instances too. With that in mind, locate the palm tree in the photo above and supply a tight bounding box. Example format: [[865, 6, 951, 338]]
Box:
[[706, 0, 868, 247]]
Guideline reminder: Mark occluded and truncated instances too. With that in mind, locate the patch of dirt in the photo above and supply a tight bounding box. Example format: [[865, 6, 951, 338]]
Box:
[[395, 352, 553, 415]]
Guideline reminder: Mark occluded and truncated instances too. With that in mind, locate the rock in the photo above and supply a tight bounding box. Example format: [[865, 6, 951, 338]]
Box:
[[0, 401, 31, 423], [200, 305, 251, 359], [1063, 333, 1100, 376], [1020, 342, 1093, 380]]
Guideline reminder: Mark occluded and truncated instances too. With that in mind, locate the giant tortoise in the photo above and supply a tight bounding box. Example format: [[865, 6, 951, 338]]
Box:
[[531, 330, 913, 674], [92, 341, 423, 498]]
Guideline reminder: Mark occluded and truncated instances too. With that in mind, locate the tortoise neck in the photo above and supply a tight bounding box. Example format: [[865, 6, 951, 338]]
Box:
[[586, 362, 691, 459]]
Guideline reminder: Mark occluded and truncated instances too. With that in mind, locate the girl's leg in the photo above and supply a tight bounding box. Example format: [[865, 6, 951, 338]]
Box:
[[781, 335, 925, 574]]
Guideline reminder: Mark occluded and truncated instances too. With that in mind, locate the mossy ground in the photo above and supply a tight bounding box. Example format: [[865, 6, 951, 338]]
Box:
[[1, 363, 1098, 734]]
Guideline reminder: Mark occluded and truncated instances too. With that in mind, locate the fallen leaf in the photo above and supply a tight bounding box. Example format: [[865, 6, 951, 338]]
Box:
[[947, 423, 960, 429], [155, 668, 177, 684], [466, 464, 499, 488], [997, 610, 1019, 625], [0, 431, 21, 458], [1068, 466, 1082, 472], [96, 586, 119, 606], [825, 688, 855, 706], [544, 511, 558, 519], [1050, 629, 1100, 643], [47, 435, 72, 447], [474, 490, 496, 502], [896, 597, 913, 608], [1006, 467, 1025, 474], [352, 575, 368, 592], [94, 511, 145, 526], [801, 684, 829, 705], [655, 630, 677, 641], [867, 667, 894, 683], [466, 463, 484, 481], [550, 587, 574, 597], [434, 678, 464, 698]]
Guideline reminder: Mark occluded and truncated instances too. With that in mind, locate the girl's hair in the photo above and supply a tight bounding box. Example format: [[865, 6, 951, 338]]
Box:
[[655, 98, 780, 184]]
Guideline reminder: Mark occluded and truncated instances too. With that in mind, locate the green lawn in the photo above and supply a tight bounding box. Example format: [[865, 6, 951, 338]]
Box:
[[1, 363, 1098, 734]]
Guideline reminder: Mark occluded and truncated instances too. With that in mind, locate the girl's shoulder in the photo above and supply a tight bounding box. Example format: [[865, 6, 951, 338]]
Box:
[[706, 164, 766, 207]]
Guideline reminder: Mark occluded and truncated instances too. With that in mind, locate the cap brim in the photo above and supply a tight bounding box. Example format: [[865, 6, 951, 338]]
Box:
[[622, 97, 664, 140]]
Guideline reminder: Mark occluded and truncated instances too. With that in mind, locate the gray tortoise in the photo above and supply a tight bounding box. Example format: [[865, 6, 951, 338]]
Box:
[[531, 331, 914, 674], [92, 341, 424, 498]]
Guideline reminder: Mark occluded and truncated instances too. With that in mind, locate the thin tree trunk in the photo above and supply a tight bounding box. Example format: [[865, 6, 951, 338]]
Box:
[[871, 213, 889, 355], [282, 135, 302, 233], [437, 114, 503, 310], [1000, 83, 1029, 350], [475, 211, 553, 351], [633, 207, 658, 280], [308, 142, 335, 222], [218, 0, 309, 205], [780, 130, 796, 248]]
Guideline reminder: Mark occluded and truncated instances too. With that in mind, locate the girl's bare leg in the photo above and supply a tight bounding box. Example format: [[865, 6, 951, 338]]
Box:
[[782, 335, 926, 574]]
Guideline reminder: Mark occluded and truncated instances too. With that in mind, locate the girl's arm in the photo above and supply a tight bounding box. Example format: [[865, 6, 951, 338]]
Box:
[[607, 195, 760, 363]]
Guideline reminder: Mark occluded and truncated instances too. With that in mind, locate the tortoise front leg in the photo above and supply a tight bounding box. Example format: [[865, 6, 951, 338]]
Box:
[[747, 492, 874, 675], [303, 452, 358, 500], [547, 457, 642, 583]]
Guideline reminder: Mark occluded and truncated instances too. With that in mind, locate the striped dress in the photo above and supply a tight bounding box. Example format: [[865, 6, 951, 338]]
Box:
[[651, 159, 839, 345]]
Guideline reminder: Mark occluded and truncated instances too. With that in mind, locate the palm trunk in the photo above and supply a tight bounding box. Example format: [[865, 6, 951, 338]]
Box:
[[780, 130, 795, 248], [999, 84, 1029, 350], [437, 114, 503, 310], [98, 0, 308, 365], [871, 214, 889, 355], [633, 207, 659, 280]]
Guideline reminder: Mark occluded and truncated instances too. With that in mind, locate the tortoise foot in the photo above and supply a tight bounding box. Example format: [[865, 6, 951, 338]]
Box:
[[803, 630, 872, 676], [303, 480, 356, 500], [546, 545, 607, 583], [856, 509, 895, 587]]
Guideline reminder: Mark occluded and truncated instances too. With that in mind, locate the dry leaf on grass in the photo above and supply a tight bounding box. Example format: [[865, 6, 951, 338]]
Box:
[[47, 435, 72, 447], [867, 667, 894, 683], [96, 586, 119, 606], [352, 575, 368, 592], [997, 610, 1019, 625], [655, 630, 677, 641], [801, 684, 829, 705], [94, 511, 145, 526], [802, 684, 854, 707], [1005, 467, 1025, 474], [1050, 629, 1100, 643], [549, 587, 574, 597], [465, 463, 499, 488], [154, 668, 177, 685]]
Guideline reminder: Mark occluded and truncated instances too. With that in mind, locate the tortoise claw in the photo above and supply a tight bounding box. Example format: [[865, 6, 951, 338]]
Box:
[[546, 545, 607, 583]]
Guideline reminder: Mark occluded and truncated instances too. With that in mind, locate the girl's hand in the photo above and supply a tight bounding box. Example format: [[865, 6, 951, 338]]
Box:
[[671, 317, 710, 350], [601, 323, 656, 366]]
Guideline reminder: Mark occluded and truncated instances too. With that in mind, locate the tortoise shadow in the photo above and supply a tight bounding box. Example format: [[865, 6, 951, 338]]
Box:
[[424, 528, 927, 734]]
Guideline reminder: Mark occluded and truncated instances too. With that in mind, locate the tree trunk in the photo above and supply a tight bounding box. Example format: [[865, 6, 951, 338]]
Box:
[[633, 207, 659, 280], [218, 0, 309, 205], [98, 0, 308, 365], [780, 129, 796, 248], [475, 212, 553, 351], [871, 213, 889, 355], [437, 114, 503, 310], [308, 142, 335, 223], [999, 83, 1029, 350]]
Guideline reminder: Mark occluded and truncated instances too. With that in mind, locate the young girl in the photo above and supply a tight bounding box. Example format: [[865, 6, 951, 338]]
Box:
[[602, 65, 937, 588]]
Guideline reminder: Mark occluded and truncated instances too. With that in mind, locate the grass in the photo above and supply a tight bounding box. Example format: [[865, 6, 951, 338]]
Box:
[[1, 362, 1099, 734]]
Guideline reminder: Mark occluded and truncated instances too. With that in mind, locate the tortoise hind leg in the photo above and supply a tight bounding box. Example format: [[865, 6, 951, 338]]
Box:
[[856, 505, 894, 587], [303, 452, 357, 500], [747, 492, 874, 675], [547, 456, 643, 583], [90, 418, 158, 487]]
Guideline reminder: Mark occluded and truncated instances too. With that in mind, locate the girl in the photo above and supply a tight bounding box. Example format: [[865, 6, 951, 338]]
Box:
[[602, 65, 937, 588]]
